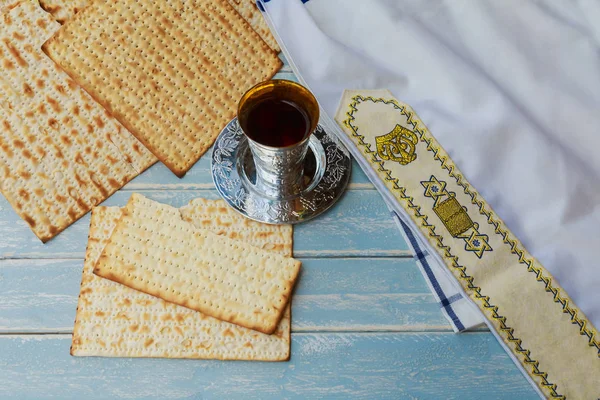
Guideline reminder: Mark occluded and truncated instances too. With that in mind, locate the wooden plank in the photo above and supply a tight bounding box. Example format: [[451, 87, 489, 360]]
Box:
[[0, 258, 446, 333], [0, 333, 536, 399], [0, 189, 409, 259]]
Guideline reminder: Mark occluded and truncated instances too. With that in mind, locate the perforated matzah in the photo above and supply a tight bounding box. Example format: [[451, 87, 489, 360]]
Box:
[[0, 0, 19, 13], [227, 0, 280, 52], [43, 0, 282, 177], [39, 0, 87, 23], [72, 201, 292, 360], [38, 0, 280, 53], [0, 1, 156, 242], [179, 197, 293, 256], [93, 194, 300, 334]]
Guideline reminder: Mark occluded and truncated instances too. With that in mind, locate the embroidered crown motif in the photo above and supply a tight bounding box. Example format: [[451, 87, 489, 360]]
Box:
[[375, 124, 418, 165]]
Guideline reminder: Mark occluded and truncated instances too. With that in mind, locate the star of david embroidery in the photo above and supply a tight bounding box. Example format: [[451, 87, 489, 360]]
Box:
[[463, 228, 492, 259], [421, 175, 447, 203]]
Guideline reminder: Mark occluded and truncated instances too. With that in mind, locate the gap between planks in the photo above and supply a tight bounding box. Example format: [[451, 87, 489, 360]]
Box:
[[0, 328, 489, 337]]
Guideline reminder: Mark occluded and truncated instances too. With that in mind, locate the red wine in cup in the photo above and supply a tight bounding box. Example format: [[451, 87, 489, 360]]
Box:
[[244, 97, 310, 147]]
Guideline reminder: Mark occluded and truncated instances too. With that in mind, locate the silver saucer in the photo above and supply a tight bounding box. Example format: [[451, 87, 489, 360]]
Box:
[[211, 118, 352, 224]]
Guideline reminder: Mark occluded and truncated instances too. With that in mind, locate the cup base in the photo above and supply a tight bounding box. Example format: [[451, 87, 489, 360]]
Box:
[[211, 118, 352, 225]]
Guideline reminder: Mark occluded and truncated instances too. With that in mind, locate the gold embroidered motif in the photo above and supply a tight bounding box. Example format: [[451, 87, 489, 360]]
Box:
[[460, 228, 492, 258], [375, 124, 418, 165], [421, 175, 491, 258], [434, 196, 474, 237], [340, 94, 600, 399]]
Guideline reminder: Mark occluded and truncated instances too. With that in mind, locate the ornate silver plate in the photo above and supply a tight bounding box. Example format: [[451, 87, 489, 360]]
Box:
[[211, 118, 352, 224]]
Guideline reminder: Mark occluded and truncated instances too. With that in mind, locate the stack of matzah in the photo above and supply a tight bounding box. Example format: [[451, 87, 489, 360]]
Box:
[[0, 1, 156, 242], [0, 0, 282, 241], [43, 0, 282, 177], [73, 194, 300, 360]]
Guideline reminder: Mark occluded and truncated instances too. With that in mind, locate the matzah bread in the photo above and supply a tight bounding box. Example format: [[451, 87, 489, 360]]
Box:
[[0, 1, 156, 242], [72, 202, 292, 360], [180, 198, 293, 354], [39, 0, 87, 23], [93, 194, 300, 334], [179, 197, 292, 256], [227, 0, 280, 52], [38, 0, 281, 53], [0, 0, 19, 13], [43, 0, 282, 177]]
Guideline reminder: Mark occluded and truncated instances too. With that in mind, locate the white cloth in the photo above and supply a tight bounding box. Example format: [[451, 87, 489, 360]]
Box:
[[258, 0, 600, 335]]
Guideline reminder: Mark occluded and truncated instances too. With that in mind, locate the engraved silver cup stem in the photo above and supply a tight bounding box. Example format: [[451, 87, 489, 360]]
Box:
[[238, 80, 320, 200], [246, 133, 311, 199]]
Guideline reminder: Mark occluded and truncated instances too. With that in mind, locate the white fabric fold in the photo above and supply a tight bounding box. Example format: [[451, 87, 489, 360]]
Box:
[[258, 0, 600, 337]]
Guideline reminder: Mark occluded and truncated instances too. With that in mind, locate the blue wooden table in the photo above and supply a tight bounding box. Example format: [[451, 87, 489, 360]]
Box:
[[0, 59, 538, 399]]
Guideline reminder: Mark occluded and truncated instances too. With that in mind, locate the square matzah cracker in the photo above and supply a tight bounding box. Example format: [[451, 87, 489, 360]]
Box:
[[38, 0, 280, 53], [93, 194, 300, 334], [43, 0, 282, 177], [72, 202, 292, 360], [0, 1, 156, 242]]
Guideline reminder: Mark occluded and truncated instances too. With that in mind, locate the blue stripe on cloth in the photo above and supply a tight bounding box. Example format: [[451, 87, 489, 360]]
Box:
[[396, 214, 465, 331], [441, 293, 463, 307]]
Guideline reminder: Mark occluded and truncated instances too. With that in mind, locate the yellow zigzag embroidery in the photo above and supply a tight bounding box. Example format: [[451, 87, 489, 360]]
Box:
[[402, 104, 599, 358], [343, 94, 599, 399]]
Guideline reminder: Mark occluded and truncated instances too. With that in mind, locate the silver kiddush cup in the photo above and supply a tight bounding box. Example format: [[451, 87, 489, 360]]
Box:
[[237, 80, 320, 199]]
